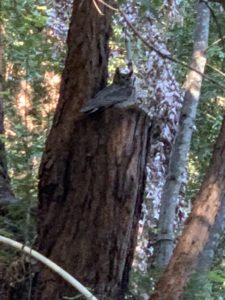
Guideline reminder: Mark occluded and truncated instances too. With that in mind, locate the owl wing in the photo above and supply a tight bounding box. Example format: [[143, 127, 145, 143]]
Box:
[[80, 84, 135, 113]]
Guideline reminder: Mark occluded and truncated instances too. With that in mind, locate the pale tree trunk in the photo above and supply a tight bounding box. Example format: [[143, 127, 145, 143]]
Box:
[[150, 115, 225, 299], [35, 1, 150, 300], [156, 1, 210, 267]]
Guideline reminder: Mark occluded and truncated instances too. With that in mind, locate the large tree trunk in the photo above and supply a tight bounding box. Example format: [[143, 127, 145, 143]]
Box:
[[150, 115, 225, 300], [36, 1, 150, 299]]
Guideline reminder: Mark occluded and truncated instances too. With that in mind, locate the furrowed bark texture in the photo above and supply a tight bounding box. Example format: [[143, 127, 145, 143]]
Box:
[[150, 116, 225, 300], [36, 1, 150, 299], [38, 108, 150, 300], [156, 1, 210, 267]]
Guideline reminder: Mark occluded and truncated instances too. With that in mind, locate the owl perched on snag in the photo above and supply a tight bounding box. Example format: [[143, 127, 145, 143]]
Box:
[[80, 67, 136, 114]]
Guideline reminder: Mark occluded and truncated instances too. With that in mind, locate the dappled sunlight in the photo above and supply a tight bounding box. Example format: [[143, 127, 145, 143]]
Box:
[[15, 79, 35, 131], [216, 96, 225, 107], [183, 52, 207, 95], [41, 71, 60, 119], [7, 71, 60, 134], [5, 62, 14, 81]]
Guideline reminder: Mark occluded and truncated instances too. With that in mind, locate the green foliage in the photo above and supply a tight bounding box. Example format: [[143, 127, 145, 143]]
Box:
[[187, 96, 224, 201], [183, 274, 212, 300], [1, 0, 65, 248], [127, 268, 163, 299], [209, 269, 225, 298], [138, 0, 162, 15], [210, 233, 225, 298], [209, 269, 225, 284], [3, 3, 64, 78]]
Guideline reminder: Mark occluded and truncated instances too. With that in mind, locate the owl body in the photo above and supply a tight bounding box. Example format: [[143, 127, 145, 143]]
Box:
[[80, 68, 136, 114]]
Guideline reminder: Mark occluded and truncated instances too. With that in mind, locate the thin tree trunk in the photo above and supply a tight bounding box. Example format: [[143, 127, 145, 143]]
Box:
[[150, 115, 225, 299], [36, 1, 150, 299], [156, 1, 210, 267]]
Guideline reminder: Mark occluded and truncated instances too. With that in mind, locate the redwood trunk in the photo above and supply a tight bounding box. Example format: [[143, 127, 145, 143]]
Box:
[[36, 1, 150, 299], [150, 116, 225, 299]]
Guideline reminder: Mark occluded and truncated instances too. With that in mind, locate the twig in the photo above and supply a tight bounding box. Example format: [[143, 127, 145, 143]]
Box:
[[97, 0, 118, 11], [201, 0, 225, 51], [207, 35, 225, 49], [207, 63, 225, 77], [92, 0, 104, 15]]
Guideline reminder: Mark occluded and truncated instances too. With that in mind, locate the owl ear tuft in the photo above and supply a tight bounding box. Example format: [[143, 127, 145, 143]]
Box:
[[127, 60, 133, 69], [113, 68, 122, 84], [115, 67, 120, 75]]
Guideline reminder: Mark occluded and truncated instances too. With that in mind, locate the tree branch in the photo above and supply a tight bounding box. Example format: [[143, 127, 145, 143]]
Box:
[[0, 235, 97, 300], [118, 8, 225, 90]]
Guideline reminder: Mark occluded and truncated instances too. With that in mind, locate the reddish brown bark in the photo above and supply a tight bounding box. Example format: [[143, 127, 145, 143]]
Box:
[[150, 116, 225, 300], [35, 0, 150, 299], [37, 108, 149, 300]]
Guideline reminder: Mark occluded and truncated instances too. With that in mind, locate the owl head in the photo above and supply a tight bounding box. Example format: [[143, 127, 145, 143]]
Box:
[[113, 67, 133, 86]]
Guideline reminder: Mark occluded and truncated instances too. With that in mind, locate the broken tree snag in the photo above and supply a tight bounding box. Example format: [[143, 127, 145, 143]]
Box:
[[37, 106, 150, 300], [36, 0, 151, 298]]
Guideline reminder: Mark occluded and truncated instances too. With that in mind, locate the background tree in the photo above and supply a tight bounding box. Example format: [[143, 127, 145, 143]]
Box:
[[150, 114, 225, 299], [156, 0, 210, 268]]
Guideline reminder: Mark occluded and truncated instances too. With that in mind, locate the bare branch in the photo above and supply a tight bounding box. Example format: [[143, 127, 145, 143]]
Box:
[[0, 235, 98, 300], [92, 0, 104, 15]]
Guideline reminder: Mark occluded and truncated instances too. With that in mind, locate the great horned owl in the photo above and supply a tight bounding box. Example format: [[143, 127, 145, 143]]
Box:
[[80, 68, 136, 114]]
